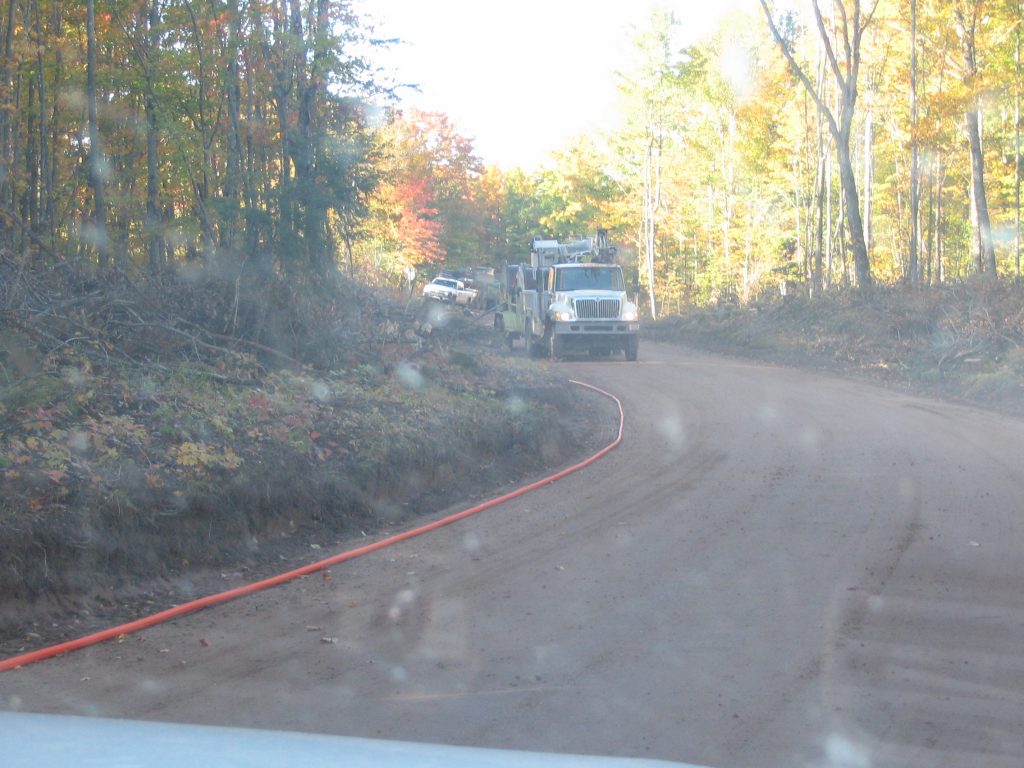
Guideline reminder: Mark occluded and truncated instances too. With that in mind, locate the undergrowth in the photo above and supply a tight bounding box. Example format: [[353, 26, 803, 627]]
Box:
[[648, 281, 1024, 413], [0, 253, 578, 615]]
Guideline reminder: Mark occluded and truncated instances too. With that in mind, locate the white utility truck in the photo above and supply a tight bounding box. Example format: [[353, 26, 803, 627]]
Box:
[[495, 230, 640, 361]]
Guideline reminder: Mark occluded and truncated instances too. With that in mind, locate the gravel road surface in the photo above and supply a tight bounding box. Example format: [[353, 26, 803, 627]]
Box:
[[3, 342, 1024, 768]]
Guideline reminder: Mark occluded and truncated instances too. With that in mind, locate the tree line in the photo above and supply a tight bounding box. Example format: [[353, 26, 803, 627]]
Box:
[[0, 0, 383, 277], [4, 1, 1024, 319], [608, 0, 1024, 315], [0, 0, 565, 285], [350, 0, 1024, 314]]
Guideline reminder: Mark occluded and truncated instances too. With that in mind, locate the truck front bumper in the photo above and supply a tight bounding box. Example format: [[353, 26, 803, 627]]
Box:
[[551, 321, 639, 347]]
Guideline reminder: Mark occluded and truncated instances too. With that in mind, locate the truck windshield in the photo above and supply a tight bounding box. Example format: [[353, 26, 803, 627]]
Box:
[[555, 267, 624, 292]]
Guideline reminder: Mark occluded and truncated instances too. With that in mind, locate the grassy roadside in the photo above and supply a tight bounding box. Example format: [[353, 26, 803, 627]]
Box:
[[0, 350, 570, 596], [646, 281, 1024, 415], [0, 260, 605, 650]]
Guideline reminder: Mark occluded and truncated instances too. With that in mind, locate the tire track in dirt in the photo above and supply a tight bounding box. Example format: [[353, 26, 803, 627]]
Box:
[[4, 343, 1024, 768]]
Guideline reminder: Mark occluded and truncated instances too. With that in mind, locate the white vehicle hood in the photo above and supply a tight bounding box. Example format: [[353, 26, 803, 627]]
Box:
[[2, 712, 706, 768]]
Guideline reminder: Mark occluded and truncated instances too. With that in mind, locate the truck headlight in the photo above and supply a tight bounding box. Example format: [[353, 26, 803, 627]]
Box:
[[554, 309, 575, 322], [622, 306, 639, 322]]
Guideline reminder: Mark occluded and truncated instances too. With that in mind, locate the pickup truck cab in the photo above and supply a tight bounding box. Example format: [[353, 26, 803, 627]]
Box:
[[422, 277, 476, 305]]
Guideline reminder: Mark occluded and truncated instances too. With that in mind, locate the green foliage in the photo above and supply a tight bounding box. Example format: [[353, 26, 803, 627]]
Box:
[[534, 136, 622, 239], [8, 0, 1024, 316], [0, 0, 385, 276]]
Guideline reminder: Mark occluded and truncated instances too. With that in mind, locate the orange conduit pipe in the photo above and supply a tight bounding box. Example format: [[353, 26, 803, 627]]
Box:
[[0, 379, 623, 673]]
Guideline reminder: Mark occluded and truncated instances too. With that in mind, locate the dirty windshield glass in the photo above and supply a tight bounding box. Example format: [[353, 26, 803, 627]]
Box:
[[555, 267, 625, 292], [4, 2, 1024, 768]]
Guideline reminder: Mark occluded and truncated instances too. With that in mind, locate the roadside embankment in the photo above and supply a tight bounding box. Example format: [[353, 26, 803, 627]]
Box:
[[1, 258, 604, 651], [647, 281, 1024, 415]]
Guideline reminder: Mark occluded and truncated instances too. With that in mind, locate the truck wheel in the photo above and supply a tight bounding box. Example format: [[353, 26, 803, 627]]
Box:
[[550, 334, 565, 360], [525, 330, 540, 358], [539, 328, 552, 359], [494, 315, 511, 350], [625, 336, 639, 361]]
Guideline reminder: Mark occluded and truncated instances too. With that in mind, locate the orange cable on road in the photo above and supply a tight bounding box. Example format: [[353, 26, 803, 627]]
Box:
[[0, 379, 623, 673]]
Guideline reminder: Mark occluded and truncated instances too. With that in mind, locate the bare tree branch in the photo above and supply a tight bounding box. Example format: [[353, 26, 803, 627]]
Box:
[[758, 0, 840, 139], [833, 0, 853, 71], [759, 0, 874, 287], [813, 1, 846, 89]]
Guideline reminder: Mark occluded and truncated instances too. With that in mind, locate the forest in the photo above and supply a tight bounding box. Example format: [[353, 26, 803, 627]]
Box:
[[1, 1, 1024, 313]]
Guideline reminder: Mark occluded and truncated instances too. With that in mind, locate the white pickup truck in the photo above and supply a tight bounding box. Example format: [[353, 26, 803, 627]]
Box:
[[422, 277, 477, 305]]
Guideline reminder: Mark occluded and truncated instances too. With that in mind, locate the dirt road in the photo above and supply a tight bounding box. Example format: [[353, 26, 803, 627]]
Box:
[[3, 342, 1024, 767]]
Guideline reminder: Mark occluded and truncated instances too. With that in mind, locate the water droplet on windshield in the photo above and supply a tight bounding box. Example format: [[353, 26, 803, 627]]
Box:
[[68, 430, 89, 453], [310, 380, 330, 401], [390, 665, 408, 683], [799, 427, 820, 450], [426, 303, 449, 328], [388, 588, 417, 622], [823, 732, 871, 768], [657, 412, 686, 452], [395, 362, 424, 390], [757, 403, 779, 424], [505, 395, 525, 415]]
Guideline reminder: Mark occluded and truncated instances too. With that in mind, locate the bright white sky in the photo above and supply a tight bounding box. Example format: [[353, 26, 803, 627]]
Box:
[[356, 0, 758, 170]]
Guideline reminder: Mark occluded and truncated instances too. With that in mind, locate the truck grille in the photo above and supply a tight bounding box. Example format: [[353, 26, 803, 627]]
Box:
[[574, 298, 620, 319]]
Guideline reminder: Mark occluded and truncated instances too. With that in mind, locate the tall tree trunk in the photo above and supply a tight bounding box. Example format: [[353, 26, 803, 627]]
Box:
[[189, 2, 215, 256], [936, 159, 944, 284], [815, 165, 824, 286], [826, 110, 833, 282], [24, 62, 37, 235], [86, 0, 108, 266], [269, 1, 295, 269], [925, 160, 934, 283], [0, 0, 16, 246], [1016, 0, 1022, 279], [862, 104, 873, 262], [816, 136, 827, 287], [47, 0, 62, 256], [836, 137, 868, 286], [144, 1, 163, 269], [721, 114, 735, 293], [793, 154, 803, 279], [909, 0, 920, 284], [642, 127, 660, 319], [299, 0, 331, 272], [759, 0, 875, 289], [966, 109, 996, 275], [30, 0, 50, 253], [815, 144, 823, 286], [801, 90, 813, 281], [223, 0, 244, 254], [838, 152, 848, 284], [956, 1, 997, 277]]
